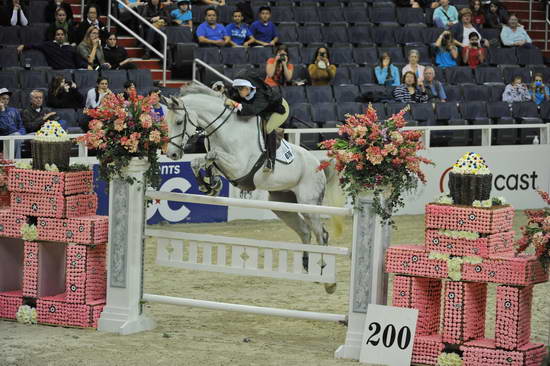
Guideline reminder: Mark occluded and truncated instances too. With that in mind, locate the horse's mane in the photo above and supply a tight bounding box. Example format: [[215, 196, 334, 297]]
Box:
[[179, 82, 222, 99]]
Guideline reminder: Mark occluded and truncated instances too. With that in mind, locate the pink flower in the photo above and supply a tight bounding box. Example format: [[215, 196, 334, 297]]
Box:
[[149, 130, 161, 144], [355, 163, 364, 170], [140, 114, 153, 129], [114, 118, 126, 132], [366, 146, 383, 165], [390, 131, 404, 145], [88, 119, 103, 132]]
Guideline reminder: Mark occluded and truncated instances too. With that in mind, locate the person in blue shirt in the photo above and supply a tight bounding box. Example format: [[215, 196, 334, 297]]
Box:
[[530, 73, 550, 105], [375, 52, 400, 86], [433, 0, 459, 29], [0, 88, 25, 159], [196, 7, 229, 47], [434, 30, 459, 68], [225, 9, 255, 47], [423, 66, 447, 102], [500, 14, 533, 48], [170, 0, 192, 28], [250, 6, 278, 46]]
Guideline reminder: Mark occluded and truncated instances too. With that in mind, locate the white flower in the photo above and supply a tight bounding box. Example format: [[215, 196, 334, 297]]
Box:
[[20, 224, 38, 241], [45, 164, 59, 172], [492, 196, 507, 205], [472, 200, 482, 207], [16, 305, 37, 325], [481, 199, 492, 208], [435, 194, 454, 205], [15, 161, 32, 169]]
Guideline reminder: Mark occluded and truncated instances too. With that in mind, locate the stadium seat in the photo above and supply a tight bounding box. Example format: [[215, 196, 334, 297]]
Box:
[[9, 89, 23, 108], [475, 67, 504, 85], [488, 101, 516, 145], [294, 7, 320, 23], [480, 28, 500, 44], [290, 102, 313, 124], [278, 22, 299, 43], [199, 64, 225, 86], [369, 7, 398, 25], [29, 1, 48, 23], [539, 101, 550, 122], [511, 102, 543, 145], [226, 64, 253, 80], [20, 24, 50, 44], [0, 71, 19, 89], [286, 46, 302, 64], [447, 119, 470, 146], [348, 25, 374, 45], [396, 8, 425, 26], [294, 63, 308, 80], [444, 67, 475, 85], [53, 108, 77, 128], [422, 27, 442, 44], [160, 87, 180, 97], [332, 65, 353, 85], [336, 102, 363, 121], [463, 85, 490, 101], [351, 66, 376, 85], [220, 47, 249, 65], [343, 6, 370, 24], [101, 70, 128, 90], [128, 69, 154, 88], [196, 48, 222, 65], [192, 5, 207, 24], [410, 103, 436, 125], [489, 84, 505, 102], [359, 84, 392, 102], [330, 47, 354, 64], [371, 26, 398, 45], [300, 47, 317, 64], [516, 47, 544, 66], [369, 102, 387, 120], [322, 24, 350, 44], [46, 69, 73, 85], [248, 47, 273, 65], [298, 24, 325, 45], [333, 85, 360, 102], [377, 46, 405, 64], [0, 47, 20, 68], [502, 66, 531, 84], [424, 8, 435, 27], [353, 47, 378, 65], [459, 101, 490, 124], [282, 86, 307, 104], [0, 26, 20, 45], [74, 70, 99, 93], [20, 70, 48, 89], [319, 7, 345, 24], [488, 47, 517, 66], [443, 85, 462, 101], [435, 102, 464, 124], [387, 102, 417, 124], [306, 85, 333, 103], [218, 5, 236, 24], [433, 67, 446, 83], [271, 6, 295, 23], [312, 102, 339, 124], [164, 27, 193, 44], [20, 50, 49, 68], [395, 27, 425, 44]]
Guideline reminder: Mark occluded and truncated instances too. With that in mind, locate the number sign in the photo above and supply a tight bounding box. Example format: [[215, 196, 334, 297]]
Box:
[[359, 304, 418, 366]]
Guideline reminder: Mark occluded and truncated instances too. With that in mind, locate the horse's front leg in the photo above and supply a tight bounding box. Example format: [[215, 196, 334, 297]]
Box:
[[190, 157, 210, 193]]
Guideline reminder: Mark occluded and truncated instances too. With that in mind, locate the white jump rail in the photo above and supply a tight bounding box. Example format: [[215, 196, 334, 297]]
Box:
[[98, 158, 390, 362]]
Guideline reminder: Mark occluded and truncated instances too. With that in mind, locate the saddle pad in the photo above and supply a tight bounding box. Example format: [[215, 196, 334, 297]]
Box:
[[257, 118, 295, 165]]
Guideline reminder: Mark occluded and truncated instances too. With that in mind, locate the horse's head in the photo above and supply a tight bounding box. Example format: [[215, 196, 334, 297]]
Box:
[[161, 95, 198, 160]]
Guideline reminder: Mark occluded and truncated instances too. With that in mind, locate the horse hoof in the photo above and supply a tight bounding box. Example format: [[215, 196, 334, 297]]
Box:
[[302, 252, 309, 272], [324, 283, 337, 294]]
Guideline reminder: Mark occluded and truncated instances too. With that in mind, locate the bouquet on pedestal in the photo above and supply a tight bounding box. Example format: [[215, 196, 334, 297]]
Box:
[[517, 189, 550, 264], [76, 90, 169, 188], [318, 105, 433, 224]]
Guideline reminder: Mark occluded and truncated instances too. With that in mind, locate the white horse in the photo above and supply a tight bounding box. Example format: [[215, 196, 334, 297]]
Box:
[[162, 83, 342, 292]]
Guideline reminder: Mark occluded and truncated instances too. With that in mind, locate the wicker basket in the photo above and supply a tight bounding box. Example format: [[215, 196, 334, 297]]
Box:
[[448, 172, 492, 206], [31, 140, 73, 171]]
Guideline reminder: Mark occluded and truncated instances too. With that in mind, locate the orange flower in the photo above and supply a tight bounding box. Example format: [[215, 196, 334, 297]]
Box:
[[149, 130, 161, 144]]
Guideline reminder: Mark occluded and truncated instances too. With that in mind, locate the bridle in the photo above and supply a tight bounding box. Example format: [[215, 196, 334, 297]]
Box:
[[168, 101, 235, 153]]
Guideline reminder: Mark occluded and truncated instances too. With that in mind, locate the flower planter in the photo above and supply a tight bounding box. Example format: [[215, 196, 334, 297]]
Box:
[[448, 172, 493, 205], [8, 168, 93, 195]]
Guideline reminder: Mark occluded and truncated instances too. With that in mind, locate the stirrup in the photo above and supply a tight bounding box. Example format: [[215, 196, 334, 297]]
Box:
[[262, 159, 274, 173]]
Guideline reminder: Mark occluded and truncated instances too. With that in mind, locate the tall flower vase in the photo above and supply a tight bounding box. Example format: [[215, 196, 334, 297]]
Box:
[[335, 190, 391, 360], [98, 157, 156, 334]]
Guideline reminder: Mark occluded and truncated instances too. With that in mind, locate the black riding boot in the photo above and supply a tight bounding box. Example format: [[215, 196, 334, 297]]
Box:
[[264, 131, 277, 172]]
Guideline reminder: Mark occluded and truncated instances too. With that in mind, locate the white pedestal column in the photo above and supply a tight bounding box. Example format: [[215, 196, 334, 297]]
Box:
[[98, 158, 156, 335], [335, 192, 390, 360]]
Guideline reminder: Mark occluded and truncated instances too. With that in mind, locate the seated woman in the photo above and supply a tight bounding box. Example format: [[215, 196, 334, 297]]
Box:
[[75, 5, 109, 44], [85, 77, 111, 109], [502, 75, 531, 103], [484, 0, 509, 29], [434, 30, 460, 68], [307, 47, 337, 86], [78, 26, 111, 70], [1, 0, 28, 26], [530, 73, 550, 105], [375, 52, 400, 86], [392, 71, 429, 103], [265, 45, 294, 87], [47, 76, 84, 109], [104, 33, 137, 70], [46, 8, 77, 44], [402, 49, 426, 83]]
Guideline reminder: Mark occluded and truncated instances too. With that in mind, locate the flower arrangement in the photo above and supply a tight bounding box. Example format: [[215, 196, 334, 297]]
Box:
[[517, 189, 550, 263], [16, 305, 37, 325], [318, 105, 433, 223], [20, 224, 38, 241], [437, 352, 463, 366], [76, 90, 169, 188], [429, 252, 482, 281], [0, 160, 14, 194]]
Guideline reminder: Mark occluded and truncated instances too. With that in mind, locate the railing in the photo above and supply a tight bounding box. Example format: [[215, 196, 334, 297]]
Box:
[[0, 134, 88, 161], [192, 58, 233, 87], [107, 0, 168, 86], [546, 0, 550, 51]]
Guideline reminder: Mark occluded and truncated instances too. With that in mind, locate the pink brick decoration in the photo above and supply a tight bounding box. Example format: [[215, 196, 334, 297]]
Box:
[[461, 339, 546, 366], [8, 169, 93, 195], [442, 281, 487, 344], [65, 244, 106, 304], [22, 241, 39, 297], [36, 216, 108, 245], [0, 290, 23, 319], [425, 229, 515, 257], [391, 276, 441, 336], [411, 334, 445, 366], [11, 192, 97, 218], [425, 204, 514, 234], [461, 254, 548, 286], [495, 285, 533, 350], [385, 245, 448, 279], [0, 209, 26, 238], [36, 293, 105, 328]]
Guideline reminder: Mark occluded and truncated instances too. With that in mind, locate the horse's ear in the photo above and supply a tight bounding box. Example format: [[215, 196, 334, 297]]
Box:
[[170, 95, 182, 108], [160, 95, 171, 107]]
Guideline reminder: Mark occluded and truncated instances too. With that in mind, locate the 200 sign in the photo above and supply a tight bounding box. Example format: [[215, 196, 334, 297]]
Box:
[[365, 322, 412, 350]]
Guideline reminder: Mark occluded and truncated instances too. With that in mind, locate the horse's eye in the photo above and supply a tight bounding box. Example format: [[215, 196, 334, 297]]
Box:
[[176, 120, 183, 126]]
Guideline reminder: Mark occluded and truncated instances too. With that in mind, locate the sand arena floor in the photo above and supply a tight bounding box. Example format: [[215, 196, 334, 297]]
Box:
[[1, 212, 549, 366]]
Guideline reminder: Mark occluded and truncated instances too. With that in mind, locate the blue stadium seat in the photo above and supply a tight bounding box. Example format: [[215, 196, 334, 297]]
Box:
[[322, 24, 350, 44], [422, 27, 442, 44], [333, 85, 360, 102], [300, 47, 317, 64], [330, 47, 354, 64], [369, 7, 398, 25], [220, 47, 249, 65], [502, 66, 531, 84], [480, 28, 500, 44], [101, 70, 128, 90], [370, 102, 387, 120], [312, 102, 338, 124], [165, 27, 193, 44], [395, 27, 425, 44], [516, 47, 544, 66], [348, 25, 374, 45], [444, 67, 475, 85], [318, 7, 345, 24], [192, 5, 207, 24], [512, 102, 542, 124], [463, 85, 490, 101], [20, 50, 49, 68], [271, 6, 295, 23], [396, 8, 425, 26], [459, 101, 490, 124], [286, 46, 302, 64], [20, 70, 48, 89], [20, 24, 50, 44], [489, 84, 505, 102], [488, 101, 516, 145], [218, 5, 237, 24], [443, 84, 462, 101], [128, 69, 154, 88], [46, 69, 73, 85], [488, 47, 517, 66], [0, 47, 20, 69], [435, 102, 464, 123], [227, 64, 254, 79], [0, 26, 20, 45], [351, 66, 376, 85], [290, 102, 313, 124], [29, 1, 48, 23], [353, 47, 378, 65], [306, 85, 333, 103], [197, 47, 222, 65], [475, 67, 504, 85], [249, 47, 273, 65], [371, 26, 398, 45], [377, 46, 404, 64], [298, 24, 324, 45], [294, 7, 320, 23], [410, 103, 436, 125], [282, 86, 307, 104], [539, 101, 550, 122], [336, 102, 363, 121], [343, 6, 370, 24], [332, 65, 354, 85], [9, 89, 23, 108], [278, 22, 299, 43], [74, 70, 99, 93], [387, 102, 417, 124], [200, 64, 225, 87], [53, 108, 78, 128], [0, 71, 19, 89]]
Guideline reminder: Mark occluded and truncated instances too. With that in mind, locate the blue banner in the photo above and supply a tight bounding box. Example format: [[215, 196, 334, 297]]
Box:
[[94, 161, 229, 224]]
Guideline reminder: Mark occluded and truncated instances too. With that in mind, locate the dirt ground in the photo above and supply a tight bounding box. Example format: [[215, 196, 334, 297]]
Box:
[[1, 211, 549, 366]]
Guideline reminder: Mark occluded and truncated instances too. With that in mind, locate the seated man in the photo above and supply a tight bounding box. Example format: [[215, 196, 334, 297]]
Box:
[[225, 76, 288, 172], [225, 9, 255, 47], [20, 90, 58, 133], [423, 66, 447, 102], [433, 0, 458, 29], [501, 14, 533, 48], [196, 7, 229, 47], [250, 6, 278, 46], [0, 88, 25, 159], [17, 28, 88, 70]]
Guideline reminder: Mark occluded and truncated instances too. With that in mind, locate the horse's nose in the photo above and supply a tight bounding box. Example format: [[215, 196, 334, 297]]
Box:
[[171, 152, 178, 159]]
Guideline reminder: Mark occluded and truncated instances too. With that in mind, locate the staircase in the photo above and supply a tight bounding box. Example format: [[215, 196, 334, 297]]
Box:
[[502, 0, 549, 57], [66, 0, 188, 88]]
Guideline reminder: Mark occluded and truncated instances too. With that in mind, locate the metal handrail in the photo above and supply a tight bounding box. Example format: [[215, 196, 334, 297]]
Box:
[[546, 0, 550, 51], [108, 0, 168, 86], [192, 58, 234, 86], [529, 0, 533, 31]]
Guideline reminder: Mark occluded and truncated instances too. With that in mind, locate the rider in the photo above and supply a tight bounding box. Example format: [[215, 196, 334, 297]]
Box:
[[224, 74, 288, 172]]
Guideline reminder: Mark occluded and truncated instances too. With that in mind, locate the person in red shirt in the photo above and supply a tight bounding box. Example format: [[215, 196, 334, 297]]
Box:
[[264, 44, 294, 87], [469, 0, 485, 26], [462, 32, 486, 69]]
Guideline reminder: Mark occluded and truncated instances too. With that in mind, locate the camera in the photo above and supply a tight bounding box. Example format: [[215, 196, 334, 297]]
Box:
[[443, 33, 451, 40], [279, 54, 287, 62], [471, 41, 478, 47], [319, 52, 327, 57]]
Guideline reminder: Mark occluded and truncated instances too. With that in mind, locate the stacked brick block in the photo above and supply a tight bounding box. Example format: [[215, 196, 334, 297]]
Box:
[[386, 203, 548, 366], [0, 168, 107, 328]]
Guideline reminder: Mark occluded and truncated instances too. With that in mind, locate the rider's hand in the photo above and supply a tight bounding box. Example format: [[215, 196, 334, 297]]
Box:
[[224, 99, 236, 107]]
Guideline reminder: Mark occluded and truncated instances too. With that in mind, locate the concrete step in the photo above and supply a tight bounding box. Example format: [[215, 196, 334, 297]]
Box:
[[502, 1, 545, 11], [118, 37, 138, 47], [150, 69, 172, 80], [127, 47, 144, 58], [134, 58, 163, 69]]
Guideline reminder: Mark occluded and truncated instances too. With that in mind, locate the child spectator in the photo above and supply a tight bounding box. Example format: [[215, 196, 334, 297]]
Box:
[[462, 32, 486, 68], [375, 52, 400, 87], [170, 0, 192, 28], [392, 71, 429, 103], [434, 30, 459, 68], [250, 7, 278, 46], [433, 0, 459, 29], [502, 75, 531, 103], [530, 73, 550, 105], [225, 9, 255, 47], [47, 76, 84, 109], [470, 0, 485, 26], [308, 47, 337, 86], [265, 44, 293, 87], [196, 7, 228, 47], [402, 49, 426, 83]]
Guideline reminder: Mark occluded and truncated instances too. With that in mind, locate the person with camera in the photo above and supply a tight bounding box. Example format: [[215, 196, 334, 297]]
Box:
[[78, 26, 111, 70], [462, 32, 486, 68], [21, 90, 58, 133], [308, 47, 336, 86], [375, 52, 400, 86], [434, 30, 460, 68], [392, 71, 429, 103], [530, 73, 550, 105], [433, 0, 459, 29], [502, 75, 531, 103], [451, 8, 489, 47], [265, 45, 294, 87], [47, 76, 84, 109]]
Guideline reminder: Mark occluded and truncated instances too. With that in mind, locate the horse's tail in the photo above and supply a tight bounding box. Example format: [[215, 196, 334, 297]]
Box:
[[323, 161, 345, 238]]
